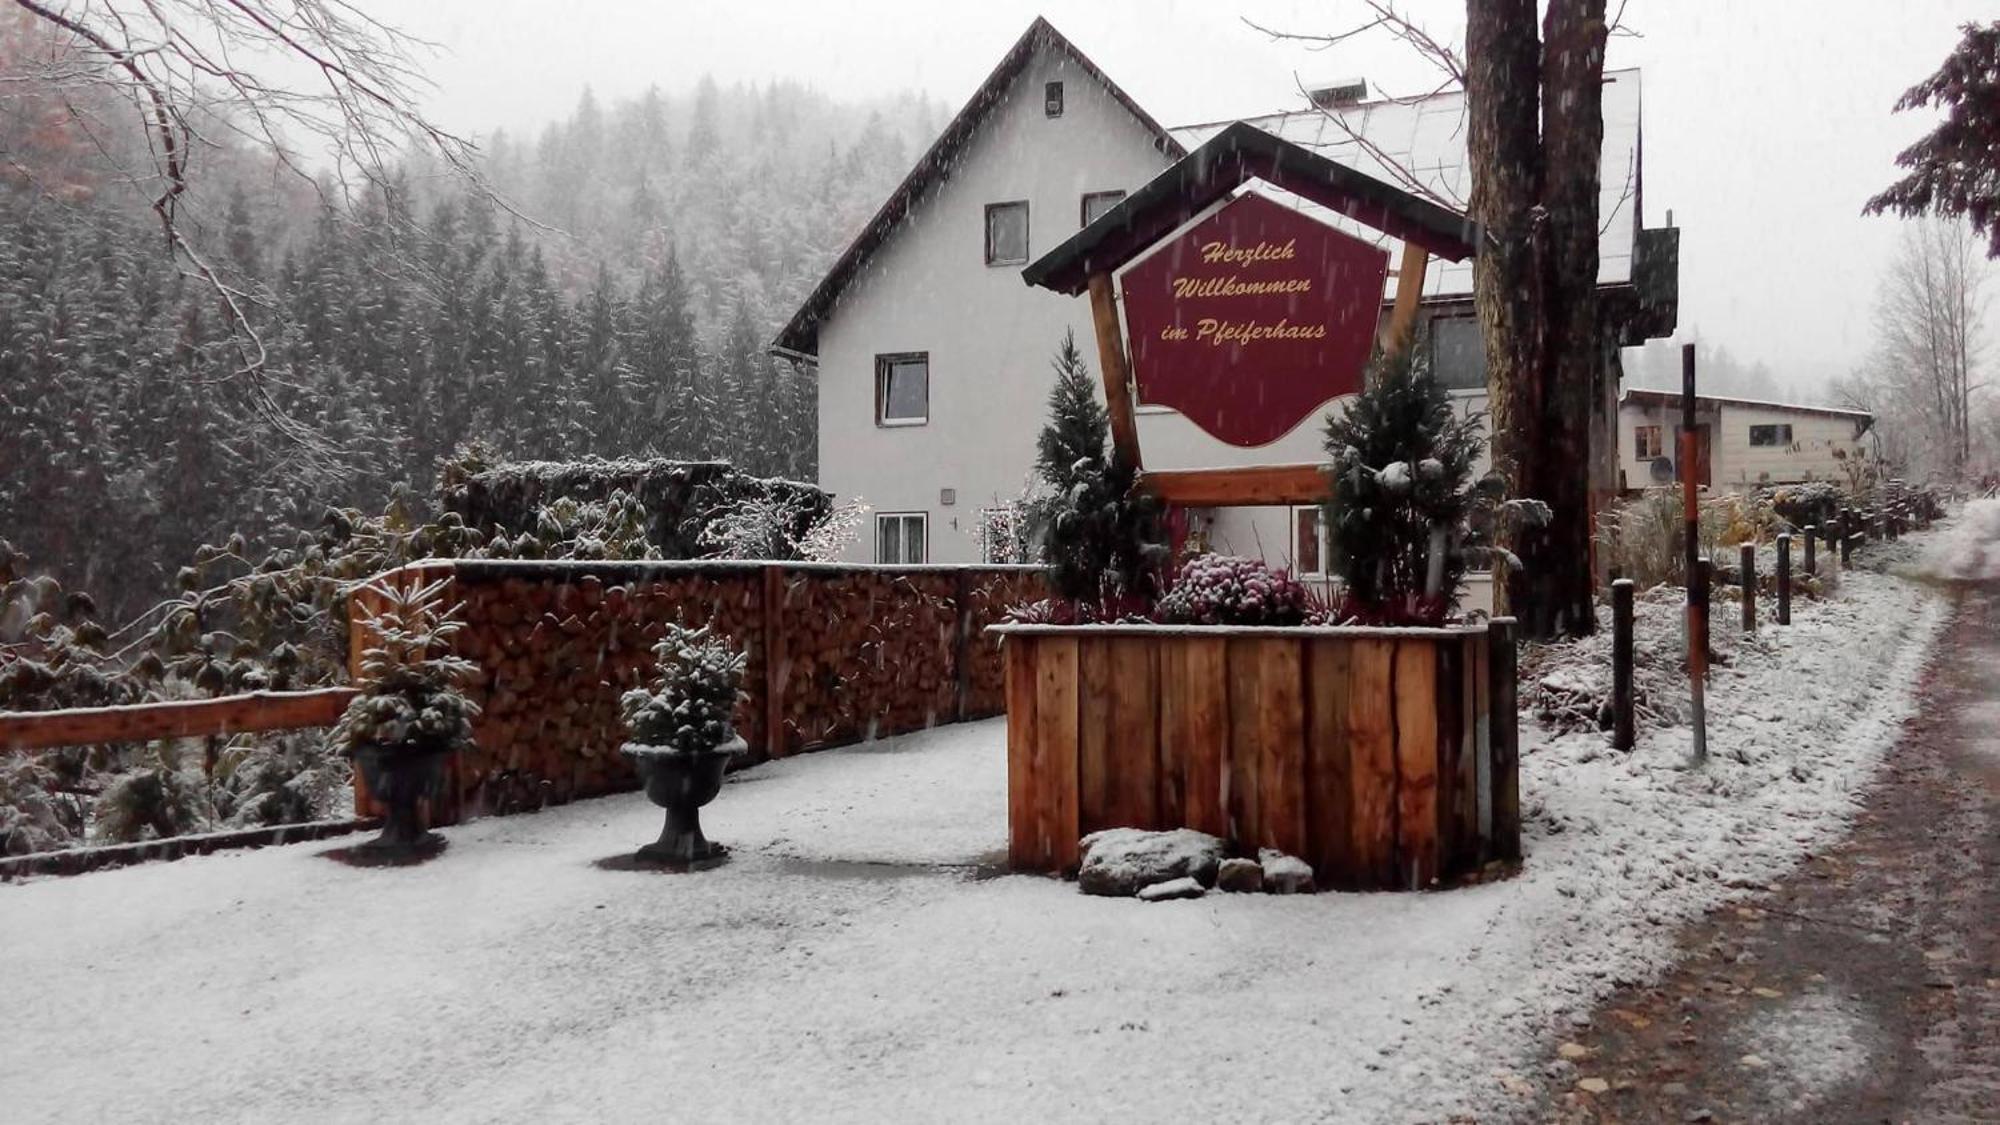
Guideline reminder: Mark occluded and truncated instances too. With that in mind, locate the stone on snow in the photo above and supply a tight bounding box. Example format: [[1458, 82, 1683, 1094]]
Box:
[[1076, 827, 1225, 897], [1258, 848, 1317, 894], [1135, 876, 1206, 902], [1215, 856, 1265, 893]]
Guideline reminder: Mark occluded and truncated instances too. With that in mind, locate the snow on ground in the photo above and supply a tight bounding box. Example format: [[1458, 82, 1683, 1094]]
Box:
[[1732, 986, 1880, 1116], [1912, 498, 2000, 582], [0, 520, 1975, 1124]]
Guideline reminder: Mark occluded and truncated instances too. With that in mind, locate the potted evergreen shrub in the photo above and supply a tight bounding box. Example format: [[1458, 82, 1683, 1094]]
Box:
[[331, 579, 480, 859], [1322, 346, 1546, 625], [619, 623, 747, 868]]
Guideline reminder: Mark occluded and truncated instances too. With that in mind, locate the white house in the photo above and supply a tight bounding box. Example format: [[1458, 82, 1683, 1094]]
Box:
[[773, 17, 1679, 586], [1617, 389, 1875, 493]]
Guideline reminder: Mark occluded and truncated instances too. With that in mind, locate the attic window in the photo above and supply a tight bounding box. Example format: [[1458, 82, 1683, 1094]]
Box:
[[1081, 190, 1125, 228], [1045, 81, 1064, 117]]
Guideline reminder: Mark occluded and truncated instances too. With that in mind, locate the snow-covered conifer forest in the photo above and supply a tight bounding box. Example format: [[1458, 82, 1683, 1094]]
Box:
[[0, 18, 941, 621]]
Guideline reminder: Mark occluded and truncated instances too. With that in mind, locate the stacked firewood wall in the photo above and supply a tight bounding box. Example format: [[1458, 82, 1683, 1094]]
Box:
[[352, 561, 1045, 823]]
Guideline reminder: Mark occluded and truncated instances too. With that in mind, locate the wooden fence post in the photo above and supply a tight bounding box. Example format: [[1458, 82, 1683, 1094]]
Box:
[[1803, 525, 1818, 577], [761, 564, 787, 759], [1740, 543, 1757, 632], [1611, 580, 1635, 752], [952, 569, 973, 723], [1776, 533, 1792, 625], [1887, 507, 1901, 540], [1842, 533, 1858, 567], [1487, 616, 1520, 863]]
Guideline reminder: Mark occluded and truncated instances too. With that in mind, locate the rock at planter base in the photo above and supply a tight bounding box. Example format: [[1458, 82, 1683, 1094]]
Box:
[[1136, 876, 1205, 902], [1216, 857, 1265, 893], [1077, 828, 1225, 897], [1259, 848, 1317, 894]]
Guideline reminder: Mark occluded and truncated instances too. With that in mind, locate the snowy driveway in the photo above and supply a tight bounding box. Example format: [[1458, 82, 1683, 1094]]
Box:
[[0, 568, 1952, 1124]]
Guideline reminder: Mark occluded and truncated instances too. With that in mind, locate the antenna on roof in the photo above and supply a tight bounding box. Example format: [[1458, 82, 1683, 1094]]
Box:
[[1307, 78, 1368, 109]]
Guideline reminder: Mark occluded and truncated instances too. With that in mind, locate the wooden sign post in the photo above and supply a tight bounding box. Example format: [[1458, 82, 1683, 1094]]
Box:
[[1021, 122, 1479, 509]]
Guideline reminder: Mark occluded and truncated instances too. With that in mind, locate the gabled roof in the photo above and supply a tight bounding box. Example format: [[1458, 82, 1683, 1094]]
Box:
[[1021, 121, 1479, 298], [1620, 388, 1874, 423], [770, 17, 1184, 361], [1171, 71, 1646, 299]]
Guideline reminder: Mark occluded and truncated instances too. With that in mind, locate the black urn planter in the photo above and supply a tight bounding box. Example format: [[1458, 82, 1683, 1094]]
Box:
[[621, 736, 744, 868], [353, 745, 448, 858]]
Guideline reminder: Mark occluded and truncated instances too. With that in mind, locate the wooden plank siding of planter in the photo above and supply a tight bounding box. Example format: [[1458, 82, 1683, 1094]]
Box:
[[994, 624, 1515, 890]]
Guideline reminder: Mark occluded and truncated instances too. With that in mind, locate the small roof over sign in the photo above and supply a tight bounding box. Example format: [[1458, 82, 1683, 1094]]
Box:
[[1021, 121, 1482, 297]]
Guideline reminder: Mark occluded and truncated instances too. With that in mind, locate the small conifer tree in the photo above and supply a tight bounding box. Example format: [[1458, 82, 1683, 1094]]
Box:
[[1027, 331, 1164, 612], [1322, 347, 1486, 625]]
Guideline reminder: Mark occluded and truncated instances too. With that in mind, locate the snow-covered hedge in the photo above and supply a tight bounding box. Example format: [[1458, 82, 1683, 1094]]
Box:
[[443, 457, 830, 561]]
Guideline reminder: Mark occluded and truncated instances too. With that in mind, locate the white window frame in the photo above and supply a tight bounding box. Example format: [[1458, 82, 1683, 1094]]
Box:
[[1428, 314, 1488, 393], [984, 200, 1029, 266], [876, 512, 928, 565], [1291, 506, 1329, 578], [1634, 424, 1664, 459], [875, 352, 928, 427]]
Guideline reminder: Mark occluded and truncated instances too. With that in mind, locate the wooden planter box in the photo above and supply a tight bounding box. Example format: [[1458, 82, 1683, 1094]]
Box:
[[991, 621, 1519, 891]]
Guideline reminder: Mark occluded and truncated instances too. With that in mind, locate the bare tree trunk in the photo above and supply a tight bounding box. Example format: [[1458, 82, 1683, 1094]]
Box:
[[1467, 0, 1607, 638], [1533, 0, 1607, 637], [1466, 0, 1544, 624]]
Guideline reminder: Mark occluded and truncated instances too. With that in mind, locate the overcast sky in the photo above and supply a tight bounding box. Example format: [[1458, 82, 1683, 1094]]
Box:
[[384, 0, 1994, 397]]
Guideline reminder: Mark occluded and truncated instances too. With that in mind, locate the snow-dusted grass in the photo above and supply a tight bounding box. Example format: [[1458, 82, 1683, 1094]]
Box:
[[0, 516, 1978, 1124]]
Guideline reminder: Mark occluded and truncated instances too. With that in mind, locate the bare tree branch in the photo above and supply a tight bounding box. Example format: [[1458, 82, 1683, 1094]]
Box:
[[2, 0, 536, 457]]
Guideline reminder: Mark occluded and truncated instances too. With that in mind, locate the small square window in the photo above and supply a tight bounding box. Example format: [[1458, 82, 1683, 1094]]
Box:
[[876, 513, 927, 564], [1634, 425, 1663, 459], [1749, 423, 1793, 447], [985, 201, 1029, 266], [1081, 190, 1125, 228], [1045, 81, 1064, 117], [1429, 316, 1487, 391], [876, 353, 928, 425]]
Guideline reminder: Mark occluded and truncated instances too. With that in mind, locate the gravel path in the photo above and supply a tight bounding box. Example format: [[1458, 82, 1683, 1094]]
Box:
[[1536, 564, 2000, 1123]]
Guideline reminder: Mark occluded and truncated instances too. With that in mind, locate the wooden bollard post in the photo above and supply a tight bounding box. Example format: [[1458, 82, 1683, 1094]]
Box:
[[1611, 579, 1635, 751], [1803, 524, 1818, 576], [1740, 543, 1757, 632], [1488, 616, 1521, 862], [1776, 533, 1792, 625], [1888, 508, 1901, 540], [1842, 533, 1858, 567]]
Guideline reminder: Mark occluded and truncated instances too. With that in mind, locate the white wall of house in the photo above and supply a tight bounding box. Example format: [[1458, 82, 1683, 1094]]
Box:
[[814, 43, 1173, 564], [1615, 398, 1870, 493], [1712, 403, 1870, 488]]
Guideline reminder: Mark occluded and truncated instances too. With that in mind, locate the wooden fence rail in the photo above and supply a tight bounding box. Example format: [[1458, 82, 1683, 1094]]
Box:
[[0, 688, 356, 752]]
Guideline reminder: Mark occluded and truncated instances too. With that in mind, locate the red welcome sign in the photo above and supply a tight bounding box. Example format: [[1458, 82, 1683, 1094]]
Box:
[[1120, 192, 1389, 447]]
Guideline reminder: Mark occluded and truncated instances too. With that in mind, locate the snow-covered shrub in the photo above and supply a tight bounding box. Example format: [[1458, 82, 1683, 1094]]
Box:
[[443, 456, 830, 559], [1023, 331, 1166, 614], [1322, 347, 1511, 625], [331, 580, 480, 761], [1598, 488, 1786, 590], [620, 623, 747, 753], [0, 756, 77, 855], [92, 741, 214, 844], [216, 730, 347, 828], [1152, 555, 1315, 627], [483, 490, 659, 560], [975, 497, 1038, 565], [1759, 480, 1847, 532], [698, 491, 870, 562]]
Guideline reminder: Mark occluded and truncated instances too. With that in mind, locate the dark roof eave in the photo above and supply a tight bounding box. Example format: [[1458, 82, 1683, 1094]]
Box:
[[1022, 121, 1482, 296]]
